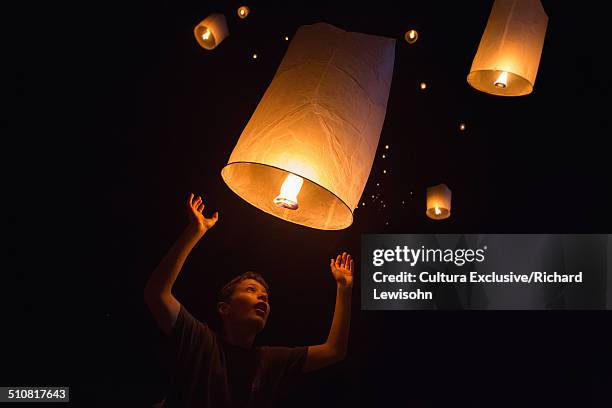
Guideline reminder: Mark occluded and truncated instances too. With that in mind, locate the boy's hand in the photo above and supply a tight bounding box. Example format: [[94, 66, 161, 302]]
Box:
[[187, 193, 218, 234], [330, 252, 354, 289]]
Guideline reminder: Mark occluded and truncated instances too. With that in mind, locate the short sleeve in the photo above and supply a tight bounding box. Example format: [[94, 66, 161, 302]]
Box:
[[166, 304, 215, 367]]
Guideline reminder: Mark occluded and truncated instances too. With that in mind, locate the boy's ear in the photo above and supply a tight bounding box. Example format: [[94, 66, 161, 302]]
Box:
[[217, 301, 230, 316]]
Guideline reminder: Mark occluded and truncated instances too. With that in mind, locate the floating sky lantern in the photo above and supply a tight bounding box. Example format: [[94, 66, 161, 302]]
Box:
[[404, 29, 419, 44], [426, 183, 452, 220], [221, 23, 396, 230], [467, 0, 548, 96], [237, 6, 250, 19], [194, 13, 229, 50]]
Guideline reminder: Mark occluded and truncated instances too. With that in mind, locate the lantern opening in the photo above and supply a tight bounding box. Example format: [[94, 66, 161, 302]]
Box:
[[273, 173, 304, 210], [194, 24, 218, 49], [494, 71, 508, 88], [426, 205, 450, 220], [221, 162, 354, 230]]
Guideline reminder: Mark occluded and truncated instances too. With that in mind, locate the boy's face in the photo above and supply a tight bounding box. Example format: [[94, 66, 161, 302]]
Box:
[[221, 279, 270, 333]]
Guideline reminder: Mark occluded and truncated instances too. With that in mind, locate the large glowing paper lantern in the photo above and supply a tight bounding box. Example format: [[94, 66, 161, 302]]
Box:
[[426, 183, 452, 220], [221, 22, 395, 230], [467, 0, 548, 96], [194, 13, 229, 50]]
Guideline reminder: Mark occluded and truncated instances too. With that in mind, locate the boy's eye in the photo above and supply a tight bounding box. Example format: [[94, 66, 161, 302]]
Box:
[[247, 287, 255, 292]]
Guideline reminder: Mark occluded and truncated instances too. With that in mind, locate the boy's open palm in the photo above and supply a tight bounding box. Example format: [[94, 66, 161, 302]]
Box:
[[330, 252, 354, 289], [188, 193, 218, 233]]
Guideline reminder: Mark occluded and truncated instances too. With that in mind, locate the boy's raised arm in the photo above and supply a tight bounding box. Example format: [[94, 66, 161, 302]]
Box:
[[303, 252, 354, 373], [144, 193, 218, 335]]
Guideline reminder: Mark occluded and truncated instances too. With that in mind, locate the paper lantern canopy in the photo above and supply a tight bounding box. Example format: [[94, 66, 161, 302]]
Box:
[[467, 0, 548, 96], [221, 22, 396, 230], [426, 183, 452, 220], [194, 13, 229, 50]]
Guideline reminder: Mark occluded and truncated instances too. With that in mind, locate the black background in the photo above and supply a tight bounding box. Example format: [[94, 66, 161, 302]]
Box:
[[7, 0, 612, 406]]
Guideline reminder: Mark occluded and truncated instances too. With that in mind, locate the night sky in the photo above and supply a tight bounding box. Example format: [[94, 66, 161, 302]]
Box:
[[8, 0, 612, 406]]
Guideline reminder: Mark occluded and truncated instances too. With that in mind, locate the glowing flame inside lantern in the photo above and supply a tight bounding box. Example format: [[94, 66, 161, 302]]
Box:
[[434, 206, 441, 216], [202, 29, 211, 41], [273, 173, 304, 210], [494, 71, 508, 88]]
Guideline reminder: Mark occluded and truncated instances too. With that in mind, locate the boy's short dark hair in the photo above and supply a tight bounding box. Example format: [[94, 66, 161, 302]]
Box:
[[217, 271, 270, 303]]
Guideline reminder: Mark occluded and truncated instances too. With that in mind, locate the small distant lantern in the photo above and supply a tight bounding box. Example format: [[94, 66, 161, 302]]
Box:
[[237, 6, 250, 19], [194, 13, 229, 50], [459, 122, 466, 131], [221, 23, 396, 230], [420, 82, 427, 90], [404, 29, 418, 44], [426, 183, 452, 220], [467, 0, 548, 96]]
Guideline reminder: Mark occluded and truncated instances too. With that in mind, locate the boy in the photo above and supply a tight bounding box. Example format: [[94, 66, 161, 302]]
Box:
[[144, 194, 354, 407]]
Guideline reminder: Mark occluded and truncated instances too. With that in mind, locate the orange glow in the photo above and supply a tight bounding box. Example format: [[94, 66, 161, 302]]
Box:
[[237, 6, 250, 19], [404, 29, 419, 44]]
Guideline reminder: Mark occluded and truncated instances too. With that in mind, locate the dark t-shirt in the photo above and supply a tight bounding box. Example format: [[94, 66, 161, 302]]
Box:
[[161, 305, 308, 408]]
